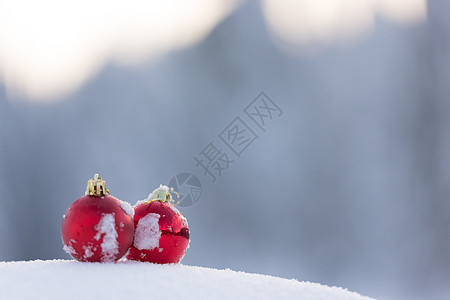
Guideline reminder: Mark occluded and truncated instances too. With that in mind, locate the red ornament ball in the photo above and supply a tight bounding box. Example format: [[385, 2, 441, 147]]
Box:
[[61, 194, 134, 262], [126, 200, 190, 264]]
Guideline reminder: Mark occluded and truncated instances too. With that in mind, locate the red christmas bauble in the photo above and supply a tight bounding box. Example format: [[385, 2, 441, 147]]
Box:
[[61, 175, 134, 262], [126, 200, 190, 264]]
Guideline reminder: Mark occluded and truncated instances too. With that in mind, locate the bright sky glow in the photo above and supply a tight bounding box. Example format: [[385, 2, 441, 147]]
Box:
[[0, 0, 426, 101], [262, 0, 427, 45], [0, 0, 239, 100]]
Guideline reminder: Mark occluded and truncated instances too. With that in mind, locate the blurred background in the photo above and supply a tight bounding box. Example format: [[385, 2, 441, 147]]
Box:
[[0, 0, 449, 299]]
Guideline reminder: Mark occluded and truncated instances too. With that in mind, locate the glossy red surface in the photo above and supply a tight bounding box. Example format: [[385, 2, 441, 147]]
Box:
[[126, 200, 190, 264], [61, 195, 134, 262]]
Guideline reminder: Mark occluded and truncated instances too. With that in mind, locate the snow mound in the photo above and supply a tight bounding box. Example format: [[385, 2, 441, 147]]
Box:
[[134, 213, 161, 250], [94, 214, 119, 262], [0, 260, 374, 300]]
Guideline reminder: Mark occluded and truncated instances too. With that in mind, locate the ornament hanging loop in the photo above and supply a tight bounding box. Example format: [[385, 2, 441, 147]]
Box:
[[169, 188, 181, 206], [86, 173, 110, 196]]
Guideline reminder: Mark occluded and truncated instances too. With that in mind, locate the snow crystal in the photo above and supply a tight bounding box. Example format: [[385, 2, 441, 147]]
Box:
[[134, 213, 161, 250], [134, 185, 178, 207], [63, 244, 76, 256], [83, 245, 94, 258], [134, 199, 147, 207], [120, 200, 134, 217], [169, 205, 180, 215], [181, 216, 188, 227], [94, 214, 119, 262], [134, 185, 175, 206]]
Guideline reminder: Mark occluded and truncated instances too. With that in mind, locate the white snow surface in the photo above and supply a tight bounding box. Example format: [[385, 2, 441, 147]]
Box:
[[94, 214, 119, 261], [0, 260, 374, 300], [134, 213, 161, 250]]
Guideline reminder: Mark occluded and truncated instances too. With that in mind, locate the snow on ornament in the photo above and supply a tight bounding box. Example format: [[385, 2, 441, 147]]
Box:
[[127, 185, 190, 264], [61, 174, 134, 262]]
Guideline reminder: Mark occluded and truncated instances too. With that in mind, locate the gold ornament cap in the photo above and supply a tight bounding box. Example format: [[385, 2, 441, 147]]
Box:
[[85, 173, 110, 197], [147, 185, 180, 206]]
